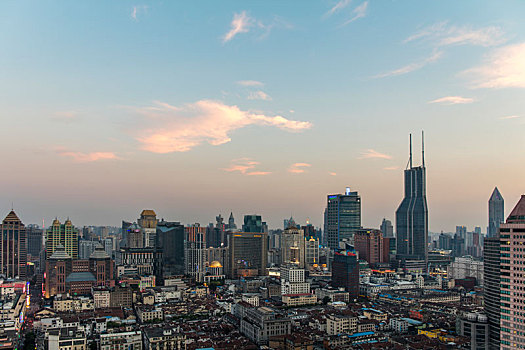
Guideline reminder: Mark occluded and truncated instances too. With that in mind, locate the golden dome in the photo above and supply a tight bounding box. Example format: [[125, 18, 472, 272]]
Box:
[[209, 261, 223, 268]]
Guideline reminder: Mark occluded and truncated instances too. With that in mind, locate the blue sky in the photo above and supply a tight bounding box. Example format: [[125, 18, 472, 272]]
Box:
[[1, 1, 524, 231]]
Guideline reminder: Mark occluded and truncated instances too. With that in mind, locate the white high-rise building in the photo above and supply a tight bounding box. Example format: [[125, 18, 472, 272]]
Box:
[[281, 265, 310, 295]]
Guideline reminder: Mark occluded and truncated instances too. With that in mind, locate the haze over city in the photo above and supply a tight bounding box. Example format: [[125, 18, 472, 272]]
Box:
[[1, 1, 524, 230]]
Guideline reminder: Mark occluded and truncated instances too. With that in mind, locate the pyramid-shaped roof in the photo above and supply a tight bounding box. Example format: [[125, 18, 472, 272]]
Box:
[[3, 210, 21, 223], [89, 243, 110, 260], [489, 187, 504, 202], [49, 244, 72, 260], [507, 195, 525, 224]]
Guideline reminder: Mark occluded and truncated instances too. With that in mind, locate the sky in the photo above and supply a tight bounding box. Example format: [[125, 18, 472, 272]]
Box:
[[0, 1, 524, 232]]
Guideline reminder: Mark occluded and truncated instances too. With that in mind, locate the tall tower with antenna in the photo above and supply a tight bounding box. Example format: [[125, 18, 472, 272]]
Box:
[[395, 131, 428, 271]]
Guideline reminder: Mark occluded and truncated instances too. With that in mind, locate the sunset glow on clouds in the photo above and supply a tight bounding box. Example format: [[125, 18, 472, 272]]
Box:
[[134, 100, 312, 153]]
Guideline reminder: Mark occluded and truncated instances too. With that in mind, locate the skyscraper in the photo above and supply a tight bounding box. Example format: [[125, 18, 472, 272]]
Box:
[[354, 228, 388, 266], [325, 187, 361, 250], [46, 218, 79, 259], [184, 224, 206, 282], [156, 220, 185, 277], [227, 231, 268, 278], [332, 250, 359, 300], [0, 211, 27, 279], [488, 187, 504, 238], [242, 215, 267, 233], [26, 224, 43, 259], [498, 195, 525, 350], [396, 133, 428, 267], [380, 218, 394, 238], [281, 224, 305, 268], [138, 209, 157, 247], [228, 212, 237, 230]]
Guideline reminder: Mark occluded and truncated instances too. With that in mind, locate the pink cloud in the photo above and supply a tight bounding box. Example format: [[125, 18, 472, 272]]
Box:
[[222, 158, 271, 176], [133, 100, 312, 153], [465, 42, 525, 89], [58, 151, 119, 162], [359, 149, 392, 160], [288, 163, 312, 174], [429, 96, 474, 105]]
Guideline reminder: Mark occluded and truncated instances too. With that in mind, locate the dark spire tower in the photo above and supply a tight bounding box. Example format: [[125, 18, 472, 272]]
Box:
[[487, 187, 504, 238], [396, 132, 428, 270]]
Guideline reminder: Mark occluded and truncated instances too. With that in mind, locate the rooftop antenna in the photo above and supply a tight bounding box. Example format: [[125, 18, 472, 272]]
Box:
[[422, 130, 425, 167], [409, 133, 413, 168]]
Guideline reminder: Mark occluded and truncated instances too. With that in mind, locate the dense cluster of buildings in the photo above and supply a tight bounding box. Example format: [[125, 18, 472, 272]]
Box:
[[0, 134, 520, 350]]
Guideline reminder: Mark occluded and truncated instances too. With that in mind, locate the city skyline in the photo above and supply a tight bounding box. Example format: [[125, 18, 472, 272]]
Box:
[[1, 1, 524, 230]]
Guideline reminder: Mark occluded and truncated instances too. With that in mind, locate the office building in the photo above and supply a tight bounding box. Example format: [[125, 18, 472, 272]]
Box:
[[240, 307, 292, 346], [438, 233, 452, 250], [456, 313, 489, 350], [100, 331, 142, 350], [46, 218, 79, 259], [488, 187, 504, 238], [44, 244, 73, 298], [0, 211, 27, 279], [138, 209, 157, 247], [184, 224, 206, 282], [227, 231, 268, 278], [89, 244, 114, 287], [325, 187, 361, 250], [26, 224, 43, 259], [448, 256, 483, 284], [396, 133, 428, 267], [483, 235, 500, 350], [156, 220, 185, 277], [242, 215, 267, 233], [280, 265, 310, 295], [332, 250, 359, 300], [354, 228, 389, 266], [281, 224, 305, 268], [498, 195, 525, 350], [305, 236, 320, 269], [79, 240, 99, 259], [380, 218, 394, 237]]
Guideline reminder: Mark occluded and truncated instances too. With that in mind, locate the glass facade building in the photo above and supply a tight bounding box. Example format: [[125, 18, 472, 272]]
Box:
[[488, 187, 504, 238], [396, 136, 428, 266], [325, 188, 361, 250]]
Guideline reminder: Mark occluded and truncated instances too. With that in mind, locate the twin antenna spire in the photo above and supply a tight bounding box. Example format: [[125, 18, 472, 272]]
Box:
[[408, 131, 425, 169]]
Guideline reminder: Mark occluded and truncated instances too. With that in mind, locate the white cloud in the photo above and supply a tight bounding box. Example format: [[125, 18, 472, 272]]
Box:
[[359, 149, 392, 160], [247, 91, 272, 101], [131, 5, 148, 21], [133, 100, 312, 153], [405, 22, 506, 47], [464, 42, 525, 89], [288, 163, 312, 174], [342, 1, 368, 26], [500, 115, 520, 120], [429, 96, 475, 105], [237, 80, 264, 87], [222, 158, 271, 176], [373, 50, 442, 78], [324, 0, 352, 18], [58, 151, 119, 162], [222, 11, 254, 43]]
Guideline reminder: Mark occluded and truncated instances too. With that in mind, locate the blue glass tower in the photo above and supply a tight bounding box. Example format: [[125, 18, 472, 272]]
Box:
[[396, 133, 428, 267]]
